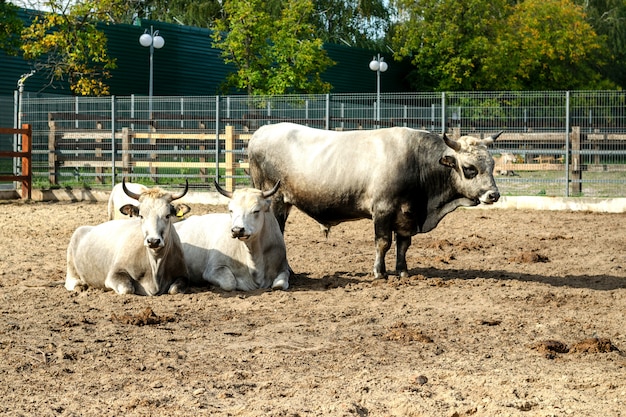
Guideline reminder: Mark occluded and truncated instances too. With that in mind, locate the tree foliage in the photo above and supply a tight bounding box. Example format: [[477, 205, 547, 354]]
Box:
[[310, 0, 391, 49], [391, 0, 616, 91], [212, 0, 333, 95], [20, 0, 126, 95], [0, 0, 23, 56]]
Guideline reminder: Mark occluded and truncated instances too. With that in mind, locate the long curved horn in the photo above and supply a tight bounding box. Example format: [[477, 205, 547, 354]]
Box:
[[214, 180, 233, 199], [122, 177, 141, 200], [491, 130, 504, 140], [262, 181, 281, 198], [482, 130, 504, 146], [171, 179, 189, 201], [443, 133, 462, 152]]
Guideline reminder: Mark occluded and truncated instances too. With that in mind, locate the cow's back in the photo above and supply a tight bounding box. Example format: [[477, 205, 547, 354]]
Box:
[[248, 123, 426, 225]]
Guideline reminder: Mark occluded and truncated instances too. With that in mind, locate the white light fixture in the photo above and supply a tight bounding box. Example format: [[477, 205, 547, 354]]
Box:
[[369, 54, 388, 126], [139, 26, 165, 119]]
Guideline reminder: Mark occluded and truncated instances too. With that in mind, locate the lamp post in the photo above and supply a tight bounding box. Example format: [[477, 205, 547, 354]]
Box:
[[139, 26, 165, 119], [369, 54, 388, 126]]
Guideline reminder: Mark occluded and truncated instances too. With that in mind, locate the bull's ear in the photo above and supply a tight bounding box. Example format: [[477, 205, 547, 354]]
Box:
[[175, 204, 191, 218], [119, 204, 139, 217], [440, 155, 457, 168]]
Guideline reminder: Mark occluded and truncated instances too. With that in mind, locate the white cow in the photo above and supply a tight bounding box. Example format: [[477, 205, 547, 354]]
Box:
[[107, 181, 191, 220], [66, 179, 189, 295], [175, 181, 290, 291]]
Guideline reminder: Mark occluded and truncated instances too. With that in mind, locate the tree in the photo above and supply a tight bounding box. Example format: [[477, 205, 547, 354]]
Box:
[[391, 0, 614, 91], [20, 0, 126, 95], [496, 0, 613, 90], [578, 0, 626, 89], [212, 0, 333, 95], [0, 0, 23, 56], [311, 0, 391, 49], [131, 0, 223, 28], [391, 0, 511, 91]]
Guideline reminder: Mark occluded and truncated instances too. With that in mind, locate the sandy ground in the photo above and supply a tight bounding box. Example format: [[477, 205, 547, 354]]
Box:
[[0, 200, 624, 417]]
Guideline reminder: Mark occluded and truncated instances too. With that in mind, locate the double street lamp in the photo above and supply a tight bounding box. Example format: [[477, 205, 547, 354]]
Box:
[[139, 26, 165, 119], [369, 54, 388, 126]]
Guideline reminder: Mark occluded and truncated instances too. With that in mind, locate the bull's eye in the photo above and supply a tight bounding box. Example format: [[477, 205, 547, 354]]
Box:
[[463, 166, 478, 179]]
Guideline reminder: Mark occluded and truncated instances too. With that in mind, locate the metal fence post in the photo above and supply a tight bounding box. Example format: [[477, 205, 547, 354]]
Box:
[[325, 94, 330, 130], [441, 92, 446, 134], [565, 91, 570, 197], [111, 95, 116, 186], [215, 95, 220, 183]]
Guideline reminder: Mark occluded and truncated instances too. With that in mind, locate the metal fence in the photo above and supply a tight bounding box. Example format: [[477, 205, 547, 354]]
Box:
[[9, 90, 626, 197]]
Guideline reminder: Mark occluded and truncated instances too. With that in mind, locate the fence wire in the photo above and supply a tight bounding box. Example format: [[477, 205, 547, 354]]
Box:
[[11, 91, 626, 197]]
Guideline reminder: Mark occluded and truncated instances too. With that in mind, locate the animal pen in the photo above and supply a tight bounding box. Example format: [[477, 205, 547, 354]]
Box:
[[5, 91, 626, 197]]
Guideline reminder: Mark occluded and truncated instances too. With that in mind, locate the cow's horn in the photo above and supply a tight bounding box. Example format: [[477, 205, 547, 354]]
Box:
[[491, 130, 504, 140], [170, 179, 189, 201], [214, 180, 233, 199], [262, 181, 281, 198], [443, 133, 462, 152], [122, 177, 141, 200]]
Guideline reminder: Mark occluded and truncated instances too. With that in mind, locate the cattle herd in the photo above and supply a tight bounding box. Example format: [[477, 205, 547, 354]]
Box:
[[65, 123, 502, 295]]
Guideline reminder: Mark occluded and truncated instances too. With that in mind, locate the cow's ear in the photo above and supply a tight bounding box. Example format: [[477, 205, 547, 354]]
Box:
[[120, 204, 139, 217], [175, 204, 191, 218], [440, 155, 457, 168]]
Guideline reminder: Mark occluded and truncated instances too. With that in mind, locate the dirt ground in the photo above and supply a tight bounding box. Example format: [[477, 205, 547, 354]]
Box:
[[0, 199, 624, 417]]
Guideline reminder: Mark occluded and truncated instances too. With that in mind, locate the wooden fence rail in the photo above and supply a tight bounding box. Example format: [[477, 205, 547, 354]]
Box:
[[48, 123, 248, 191], [0, 124, 32, 199]]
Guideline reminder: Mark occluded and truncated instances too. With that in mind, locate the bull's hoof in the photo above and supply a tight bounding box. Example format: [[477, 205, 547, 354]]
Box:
[[168, 283, 187, 295]]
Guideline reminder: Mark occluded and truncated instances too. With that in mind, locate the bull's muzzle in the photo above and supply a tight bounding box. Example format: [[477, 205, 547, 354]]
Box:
[[231, 227, 249, 240], [481, 190, 500, 204], [146, 237, 163, 249]]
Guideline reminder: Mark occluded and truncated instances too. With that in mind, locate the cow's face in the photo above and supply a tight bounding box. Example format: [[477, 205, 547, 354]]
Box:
[[120, 190, 177, 250], [439, 134, 500, 205], [120, 179, 189, 251], [228, 189, 272, 240]]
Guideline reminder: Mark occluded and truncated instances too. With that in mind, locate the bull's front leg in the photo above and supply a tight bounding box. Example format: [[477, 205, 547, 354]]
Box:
[[168, 276, 188, 294], [105, 271, 135, 294], [373, 222, 392, 279], [395, 232, 411, 278]]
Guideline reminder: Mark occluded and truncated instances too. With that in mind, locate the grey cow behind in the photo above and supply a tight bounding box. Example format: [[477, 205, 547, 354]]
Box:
[[66, 179, 189, 295], [175, 181, 290, 291], [248, 122, 502, 279]]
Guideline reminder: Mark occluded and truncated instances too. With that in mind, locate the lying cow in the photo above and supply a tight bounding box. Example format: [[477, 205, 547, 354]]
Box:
[[108, 181, 191, 220], [66, 179, 189, 295], [248, 122, 502, 279], [174, 181, 290, 291]]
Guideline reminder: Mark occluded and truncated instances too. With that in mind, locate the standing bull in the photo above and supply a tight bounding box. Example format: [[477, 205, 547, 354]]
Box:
[[174, 181, 290, 291], [65, 179, 190, 295], [107, 181, 191, 221], [248, 122, 502, 279]]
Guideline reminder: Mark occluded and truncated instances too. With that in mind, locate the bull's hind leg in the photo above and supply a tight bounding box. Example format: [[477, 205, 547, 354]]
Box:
[[395, 233, 411, 278], [373, 226, 392, 280]]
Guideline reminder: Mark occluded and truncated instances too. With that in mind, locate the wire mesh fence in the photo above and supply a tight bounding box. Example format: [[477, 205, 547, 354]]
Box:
[[8, 91, 626, 197]]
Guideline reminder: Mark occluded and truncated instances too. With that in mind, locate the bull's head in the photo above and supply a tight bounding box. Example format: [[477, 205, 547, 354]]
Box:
[[120, 178, 189, 250], [439, 131, 503, 205], [215, 180, 280, 240]]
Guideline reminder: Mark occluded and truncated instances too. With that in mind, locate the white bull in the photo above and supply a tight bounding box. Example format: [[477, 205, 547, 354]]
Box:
[[66, 179, 189, 295], [108, 181, 191, 220], [175, 181, 290, 291]]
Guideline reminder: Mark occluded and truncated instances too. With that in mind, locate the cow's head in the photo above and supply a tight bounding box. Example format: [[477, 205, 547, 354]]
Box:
[[215, 181, 280, 240], [439, 131, 502, 205], [120, 178, 189, 250]]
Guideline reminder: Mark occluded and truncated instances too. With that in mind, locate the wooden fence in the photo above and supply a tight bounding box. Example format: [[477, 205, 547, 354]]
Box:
[[0, 124, 32, 199], [48, 123, 248, 191]]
